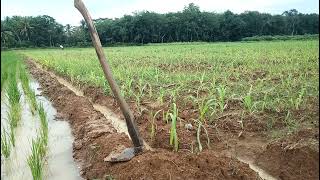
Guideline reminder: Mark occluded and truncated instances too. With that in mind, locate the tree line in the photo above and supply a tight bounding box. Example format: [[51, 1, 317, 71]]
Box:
[[1, 3, 319, 48]]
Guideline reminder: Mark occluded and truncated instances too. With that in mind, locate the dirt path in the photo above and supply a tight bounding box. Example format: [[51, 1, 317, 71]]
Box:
[[26, 59, 319, 180]]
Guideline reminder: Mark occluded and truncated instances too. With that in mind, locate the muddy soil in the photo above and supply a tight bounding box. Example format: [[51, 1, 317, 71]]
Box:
[[27, 59, 319, 180]]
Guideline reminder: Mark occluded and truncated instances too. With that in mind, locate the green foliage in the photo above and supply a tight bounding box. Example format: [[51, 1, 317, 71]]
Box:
[[1, 7, 319, 48]]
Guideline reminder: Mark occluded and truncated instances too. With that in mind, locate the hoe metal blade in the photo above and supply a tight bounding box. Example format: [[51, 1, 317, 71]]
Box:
[[104, 148, 136, 162]]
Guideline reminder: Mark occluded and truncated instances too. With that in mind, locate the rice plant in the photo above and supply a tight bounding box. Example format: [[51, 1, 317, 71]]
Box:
[[7, 103, 21, 129], [169, 103, 179, 151], [6, 77, 21, 107], [1, 70, 8, 92], [19, 62, 38, 114], [38, 103, 48, 145], [27, 137, 45, 180], [1, 127, 11, 158]]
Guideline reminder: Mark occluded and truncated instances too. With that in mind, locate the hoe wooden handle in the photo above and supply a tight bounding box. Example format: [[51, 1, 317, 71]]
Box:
[[74, 0, 144, 149]]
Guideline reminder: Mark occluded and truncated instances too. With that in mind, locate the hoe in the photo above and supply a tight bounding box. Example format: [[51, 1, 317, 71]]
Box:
[[75, 0, 144, 162]]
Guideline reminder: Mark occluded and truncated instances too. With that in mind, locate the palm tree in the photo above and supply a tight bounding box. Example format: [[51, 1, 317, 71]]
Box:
[[19, 17, 33, 41]]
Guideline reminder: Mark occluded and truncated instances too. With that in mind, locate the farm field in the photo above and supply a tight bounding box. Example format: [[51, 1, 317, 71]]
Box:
[[2, 40, 319, 179]]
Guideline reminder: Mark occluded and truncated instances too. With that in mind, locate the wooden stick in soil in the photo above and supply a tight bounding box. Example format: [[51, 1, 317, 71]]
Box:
[[74, 0, 144, 151]]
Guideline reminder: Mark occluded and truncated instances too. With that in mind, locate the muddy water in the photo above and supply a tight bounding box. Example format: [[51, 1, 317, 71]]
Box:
[[1, 80, 81, 180]]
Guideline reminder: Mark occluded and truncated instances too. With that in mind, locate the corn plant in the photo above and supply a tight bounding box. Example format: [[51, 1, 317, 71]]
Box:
[[194, 119, 210, 153], [169, 103, 179, 151], [198, 98, 216, 123], [243, 85, 255, 113], [283, 110, 298, 133], [1, 127, 11, 158], [290, 87, 306, 110], [149, 110, 161, 141], [157, 87, 165, 105], [163, 110, 169, 124], [216, 85, 226, 112]]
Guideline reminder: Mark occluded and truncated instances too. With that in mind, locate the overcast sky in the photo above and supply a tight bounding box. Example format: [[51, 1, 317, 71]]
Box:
[[1, 0, 319, 26]]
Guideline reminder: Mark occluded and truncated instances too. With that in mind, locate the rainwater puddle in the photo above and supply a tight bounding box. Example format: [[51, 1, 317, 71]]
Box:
[[1, 80, 81, 180]]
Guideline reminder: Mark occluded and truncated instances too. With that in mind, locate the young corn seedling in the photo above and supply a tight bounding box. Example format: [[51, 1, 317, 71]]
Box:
[[290, 87, 306, 110], [1, 127, 11, 158], [162, 110, 169, 124], [149, 110, 161, 141], [243, 85, 256, 113], [194, 119, 210, 153], [157, 88, 165, 105], [260, 93, 268, 111], [169, 103, 179, 152], [284, 110, 298, 133], [195, 72, 207, 98], [216, 85, 226, 112], [198, 98, 216, 123]]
